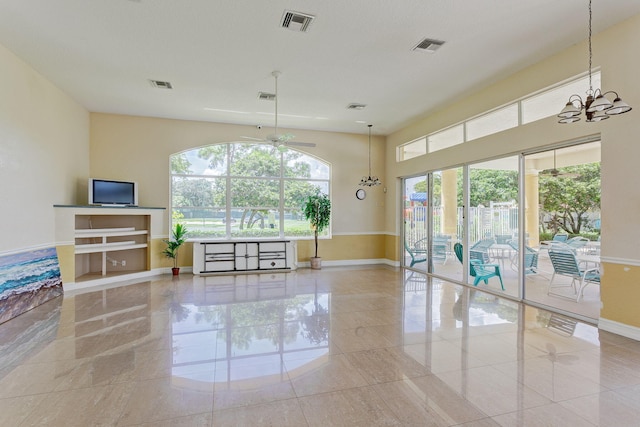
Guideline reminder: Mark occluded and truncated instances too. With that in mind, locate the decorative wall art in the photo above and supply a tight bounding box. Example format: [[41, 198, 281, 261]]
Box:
[[0, 247, 63, 324]]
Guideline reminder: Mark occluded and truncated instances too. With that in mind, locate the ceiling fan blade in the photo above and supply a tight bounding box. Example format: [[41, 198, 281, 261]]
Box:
[[239, 72, 318, 151], [284, 141, 316, 147], [240, 136, 264, 141]]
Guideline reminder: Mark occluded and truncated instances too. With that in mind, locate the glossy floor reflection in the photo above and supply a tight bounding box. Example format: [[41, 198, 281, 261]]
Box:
[[1, 266, 640, 426]]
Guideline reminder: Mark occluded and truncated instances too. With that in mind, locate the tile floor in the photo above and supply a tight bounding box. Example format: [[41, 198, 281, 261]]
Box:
[[1, 266, 640, 426], [407, 250, 602, 320]]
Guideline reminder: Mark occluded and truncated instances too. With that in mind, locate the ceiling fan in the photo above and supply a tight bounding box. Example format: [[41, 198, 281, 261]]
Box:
[[241, 71, 316, 148], [540, 150, 578, 178]]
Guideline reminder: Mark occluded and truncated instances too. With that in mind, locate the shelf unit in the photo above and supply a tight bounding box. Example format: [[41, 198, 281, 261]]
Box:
[[74, 216, 149, 280], [54, 206, 165, 286]]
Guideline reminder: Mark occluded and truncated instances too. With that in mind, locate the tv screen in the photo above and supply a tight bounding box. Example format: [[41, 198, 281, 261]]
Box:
[[89, 179, 138, 206]]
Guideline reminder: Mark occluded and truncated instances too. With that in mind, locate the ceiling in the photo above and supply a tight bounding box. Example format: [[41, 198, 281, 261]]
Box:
[[1, 0, 639, 136]]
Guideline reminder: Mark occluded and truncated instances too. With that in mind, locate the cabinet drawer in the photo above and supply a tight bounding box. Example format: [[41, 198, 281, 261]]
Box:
[[259, 259, 287, 269], [260, 252, 286, 260], [260, 242, 286, 252], [204, 260, 235, 271], [205, 253, 234, 262], [204, 243, 235, 254]]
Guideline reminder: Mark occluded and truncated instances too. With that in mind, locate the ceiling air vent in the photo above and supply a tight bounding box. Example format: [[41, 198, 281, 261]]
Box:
[[258, 92, 276, 101], [347, 103, 367, 110], [412, 38, 445, 53], [149, 79, 173, 89], [281, 10, 315, 32]]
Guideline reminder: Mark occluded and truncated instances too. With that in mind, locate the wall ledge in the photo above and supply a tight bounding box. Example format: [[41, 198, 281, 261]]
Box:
[[600, 256, 640, 267], [598, 317, 640, 342]]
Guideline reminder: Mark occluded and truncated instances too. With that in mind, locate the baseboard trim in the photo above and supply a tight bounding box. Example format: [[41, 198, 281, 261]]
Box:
[[598, 317, 640, 341], [296, 258, 399, 268], [63, 267, 193, 295]]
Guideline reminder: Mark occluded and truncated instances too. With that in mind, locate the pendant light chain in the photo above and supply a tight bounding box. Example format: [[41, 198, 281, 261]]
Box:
[[274, 71, 279, 135], [587, 0, 592, 95], [368, 125, 372, 177], [359, 124, 381, 186]]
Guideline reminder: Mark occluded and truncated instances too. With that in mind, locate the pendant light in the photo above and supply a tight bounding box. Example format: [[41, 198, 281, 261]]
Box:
[[558, 0, 632, 123], [359, 124, 381, 187]]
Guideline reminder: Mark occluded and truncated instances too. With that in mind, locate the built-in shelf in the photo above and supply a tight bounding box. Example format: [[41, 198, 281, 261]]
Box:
[[75, 241, 147, 255], [55, 206, 165, 287]]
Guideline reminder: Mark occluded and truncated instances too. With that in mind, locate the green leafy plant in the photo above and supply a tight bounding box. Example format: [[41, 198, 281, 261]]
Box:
[[302, 190, 331, 259], [163, 223, 188, 268]]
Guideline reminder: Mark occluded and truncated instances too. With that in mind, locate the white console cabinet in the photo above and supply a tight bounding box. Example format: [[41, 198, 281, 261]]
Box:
[[193, 240, 295, 275]]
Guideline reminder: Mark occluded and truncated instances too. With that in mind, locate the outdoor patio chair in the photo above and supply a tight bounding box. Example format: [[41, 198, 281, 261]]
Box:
[[433, 235, 451, 264], [507, 240, 539, 274], [454, 243, 505, 290], [495, 234, 513, 244], [548, 245, 600, 302], [552, 233, 569, 242], [405, 238, 427, 267], [567, 236, 589, 253], [470, 238, 496, 252]]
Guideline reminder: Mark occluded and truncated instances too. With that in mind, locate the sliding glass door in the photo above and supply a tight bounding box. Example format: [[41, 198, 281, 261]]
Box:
[[403, 175, 428, 272], [402, 142, 601, 321], [523, 142, 601, 319], [467, 157, 520, 298], [430, 167, 463, 282], [403, 168, 462, 282]]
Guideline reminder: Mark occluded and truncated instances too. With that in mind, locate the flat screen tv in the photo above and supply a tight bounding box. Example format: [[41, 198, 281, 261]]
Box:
[[89, 178, 138, 206]]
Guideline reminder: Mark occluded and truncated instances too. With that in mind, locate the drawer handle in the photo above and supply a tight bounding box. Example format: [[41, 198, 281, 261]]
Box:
[[271, 261, 276, 267]]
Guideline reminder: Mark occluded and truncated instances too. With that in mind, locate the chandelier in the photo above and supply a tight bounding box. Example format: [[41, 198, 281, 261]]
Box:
[[558, 0, 632, 123], [359, 124, 381, 187]]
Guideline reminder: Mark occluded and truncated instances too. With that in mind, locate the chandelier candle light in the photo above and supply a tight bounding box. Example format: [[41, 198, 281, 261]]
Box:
[[360, 124, 381, 187], [558, 0, 632, 123]]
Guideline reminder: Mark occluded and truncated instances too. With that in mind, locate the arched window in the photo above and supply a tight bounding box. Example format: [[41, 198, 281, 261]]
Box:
[[170, 143, 330, 239]]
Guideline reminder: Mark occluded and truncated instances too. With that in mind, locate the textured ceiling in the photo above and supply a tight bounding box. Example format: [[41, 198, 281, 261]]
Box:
[[1, 0, 639, 136]]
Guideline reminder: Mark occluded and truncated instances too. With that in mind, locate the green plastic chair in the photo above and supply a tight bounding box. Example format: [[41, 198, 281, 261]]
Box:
[[454, 243, 504, 290], [405, 238, 427, 267]]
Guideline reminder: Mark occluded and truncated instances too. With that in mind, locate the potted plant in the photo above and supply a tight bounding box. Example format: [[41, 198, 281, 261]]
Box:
[[163, 223, 188, 275], [303, 190, 331, 269]]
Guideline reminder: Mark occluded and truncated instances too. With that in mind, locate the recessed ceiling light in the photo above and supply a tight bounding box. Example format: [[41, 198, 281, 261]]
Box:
[[149, 79, 173, 89], [347, 103, 367, 110], [258, 92, 276, 101], [412, 38, 445, 53]]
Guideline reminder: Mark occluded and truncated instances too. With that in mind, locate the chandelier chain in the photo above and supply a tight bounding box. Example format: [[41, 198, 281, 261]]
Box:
[[588, 0, 592, 94], [368, 125, 372, 176]]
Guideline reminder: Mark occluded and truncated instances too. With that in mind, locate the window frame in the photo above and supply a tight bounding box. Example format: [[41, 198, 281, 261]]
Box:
[[170, 143, 331, 240]]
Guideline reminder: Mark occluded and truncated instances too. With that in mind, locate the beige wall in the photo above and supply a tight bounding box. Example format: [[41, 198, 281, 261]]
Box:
[[89, 113, 388, 264], [385, 15, 640, 330], [0, 43, 89, 254], [2, 12, 640, 333]]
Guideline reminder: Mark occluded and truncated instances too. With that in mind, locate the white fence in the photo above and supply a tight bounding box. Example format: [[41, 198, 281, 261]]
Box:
[[406, 205, 518, 245]]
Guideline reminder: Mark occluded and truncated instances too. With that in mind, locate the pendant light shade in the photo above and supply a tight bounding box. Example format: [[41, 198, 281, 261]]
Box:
[[558, 0, 632, 123]]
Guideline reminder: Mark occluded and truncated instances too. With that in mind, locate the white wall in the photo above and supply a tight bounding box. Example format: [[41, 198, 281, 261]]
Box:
[[0, 43, 89, 253]]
